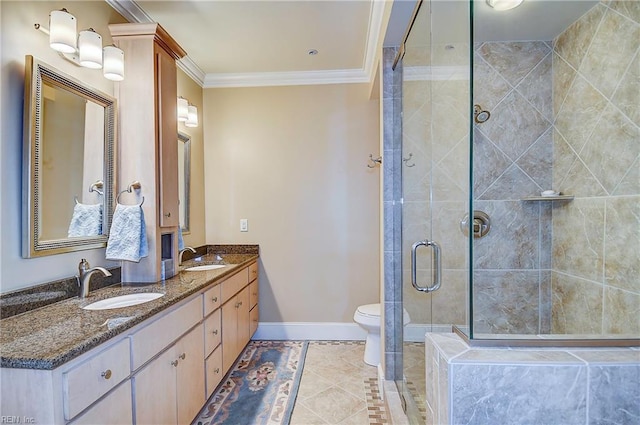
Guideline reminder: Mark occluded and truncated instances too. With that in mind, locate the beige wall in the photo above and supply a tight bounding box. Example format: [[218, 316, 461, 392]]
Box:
[[0, 1, 127, 292], [203, 84, 381, 322], [177, 69, 205, 248]]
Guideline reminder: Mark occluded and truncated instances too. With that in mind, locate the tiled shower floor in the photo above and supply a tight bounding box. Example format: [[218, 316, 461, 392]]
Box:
[[290, 341, 390, 424]]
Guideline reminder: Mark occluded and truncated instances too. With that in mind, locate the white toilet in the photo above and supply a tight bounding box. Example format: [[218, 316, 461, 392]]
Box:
[[354, 303, 411, 366]]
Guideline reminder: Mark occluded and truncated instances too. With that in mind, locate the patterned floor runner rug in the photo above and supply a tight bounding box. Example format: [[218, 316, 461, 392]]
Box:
[[193, 340, 308, 425]]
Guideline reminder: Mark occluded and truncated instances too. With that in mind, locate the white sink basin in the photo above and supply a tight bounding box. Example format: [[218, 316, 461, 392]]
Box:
[[83, 293, 164, 310], [184, 264, 226, 272]]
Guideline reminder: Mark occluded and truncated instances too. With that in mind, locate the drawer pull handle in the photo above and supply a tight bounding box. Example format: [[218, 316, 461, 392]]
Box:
[[101, 369, 112, 380], [212, 297, 218, 303], [164, 212, 171, 218], [239, 301, 243, 306], [179, 353, 186, 360], [212, 329, 218, 335], [214, 368, 220, 374], [171, 360, 179, 367]]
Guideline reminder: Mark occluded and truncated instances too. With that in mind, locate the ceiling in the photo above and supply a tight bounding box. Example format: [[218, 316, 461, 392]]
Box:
[[106, 0, 598, 89]]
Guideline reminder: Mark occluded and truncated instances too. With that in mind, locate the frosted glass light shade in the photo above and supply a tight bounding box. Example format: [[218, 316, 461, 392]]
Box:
[[185, 104, 198, 127], [177, 97, 189, 122], [49, 9, 77, 53], [78, 29, 103, 69], [486, 0, 524, 10], [103, 45, 125, 81]]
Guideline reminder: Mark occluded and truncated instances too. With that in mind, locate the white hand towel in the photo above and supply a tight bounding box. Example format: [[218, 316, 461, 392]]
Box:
[[106, 204, 149, 262], [68, 203, 102, 237]]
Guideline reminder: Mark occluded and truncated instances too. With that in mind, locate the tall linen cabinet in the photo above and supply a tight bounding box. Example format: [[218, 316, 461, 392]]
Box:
[[109, 23, 185, 282]]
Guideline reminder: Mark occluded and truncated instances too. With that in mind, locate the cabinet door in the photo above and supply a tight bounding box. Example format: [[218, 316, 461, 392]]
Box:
[[237, 286, 251, 350], [70, 382, 132, 425], [175, 324, 205, 425], [222, 296, 239, 372], [156, 46, 179, 228], [134, 346, 177, 425]]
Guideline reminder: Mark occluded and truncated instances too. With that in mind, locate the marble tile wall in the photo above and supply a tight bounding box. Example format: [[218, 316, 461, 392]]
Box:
[[472, 40, 554, 334], [426, 332, 640, 425], [382, 47, 404, 381], [551, 1, 639, 336]]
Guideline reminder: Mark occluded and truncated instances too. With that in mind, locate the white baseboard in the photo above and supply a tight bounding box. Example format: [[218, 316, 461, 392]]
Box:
[[252, 322, 367, 341], [404, 324, 453, 342]]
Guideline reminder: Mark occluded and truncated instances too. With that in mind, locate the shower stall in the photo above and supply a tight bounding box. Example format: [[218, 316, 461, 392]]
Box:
[[383, 0, 639, 422]]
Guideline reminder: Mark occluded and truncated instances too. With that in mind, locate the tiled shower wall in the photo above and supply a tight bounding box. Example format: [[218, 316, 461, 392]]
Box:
[[550, 1, 639, 336], [472, 1, 639, 336], [472, 40, 554, 335]]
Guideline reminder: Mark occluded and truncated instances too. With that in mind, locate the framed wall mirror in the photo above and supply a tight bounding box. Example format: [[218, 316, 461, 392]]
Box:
[[22, 55, 116, 258], [178, 132, 191, 234]]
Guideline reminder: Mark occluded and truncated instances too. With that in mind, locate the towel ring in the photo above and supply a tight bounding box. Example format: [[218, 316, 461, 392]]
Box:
[[117, 181, 144, 206], [89, 180, 104, 196]]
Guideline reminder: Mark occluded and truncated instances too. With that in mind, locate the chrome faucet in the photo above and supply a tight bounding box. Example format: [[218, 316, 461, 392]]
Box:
[[78, 259, 112, 299], [178, 247, 197, 265]]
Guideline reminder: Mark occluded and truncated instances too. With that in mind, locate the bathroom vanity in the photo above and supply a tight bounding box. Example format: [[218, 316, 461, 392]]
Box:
[[0, 251, 259, 425]]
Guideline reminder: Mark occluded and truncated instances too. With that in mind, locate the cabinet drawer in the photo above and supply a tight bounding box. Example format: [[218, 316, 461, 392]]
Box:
[[203, 284, 221, 317], [69, 381, 133, 425], [221, 268, 249, 304], [63, 338, 131, 420], [204, 309, 221, 357], [249, 280, 258, 310], [130, 296, 201, 370], [205, 346, 223, 398], [249, 262, 258, 283], [250, 305, 259, 337]]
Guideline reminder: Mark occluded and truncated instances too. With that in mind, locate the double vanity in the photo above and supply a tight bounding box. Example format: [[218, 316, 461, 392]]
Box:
[[0, 247, 259, 425]]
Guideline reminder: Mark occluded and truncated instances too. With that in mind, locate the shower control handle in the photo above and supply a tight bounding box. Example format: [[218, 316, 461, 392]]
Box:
[[411, 240, 441, 293]]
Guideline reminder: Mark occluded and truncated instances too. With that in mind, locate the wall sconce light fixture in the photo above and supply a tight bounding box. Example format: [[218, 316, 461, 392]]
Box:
[[178, 97, 198, 127], [177, 97, 189, 122], [185, 104, 199, 128], [35, 8, 125, 81]]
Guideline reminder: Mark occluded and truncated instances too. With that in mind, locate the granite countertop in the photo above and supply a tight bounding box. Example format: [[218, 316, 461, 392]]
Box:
[[0, 253, 258, 370]]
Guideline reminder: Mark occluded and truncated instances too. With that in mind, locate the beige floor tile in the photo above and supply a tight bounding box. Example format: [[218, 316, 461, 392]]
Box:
[[297, 369, 335, 401], [302, 386, 367, 424], [290, 403, 328, 425], [338, 408, 371, 425]]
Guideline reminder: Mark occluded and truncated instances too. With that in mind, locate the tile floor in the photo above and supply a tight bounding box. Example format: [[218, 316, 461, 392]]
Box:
[[290, 341, 390, 425]]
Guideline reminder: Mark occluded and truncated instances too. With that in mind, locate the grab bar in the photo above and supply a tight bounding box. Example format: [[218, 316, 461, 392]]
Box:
[[411, 240, 441, 293]]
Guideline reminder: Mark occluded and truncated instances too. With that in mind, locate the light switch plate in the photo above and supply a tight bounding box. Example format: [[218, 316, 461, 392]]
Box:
[[240, 219, 248, 232]]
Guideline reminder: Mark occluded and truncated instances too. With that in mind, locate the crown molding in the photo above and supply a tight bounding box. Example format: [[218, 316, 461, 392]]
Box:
[[105, 0, 153, 23], [203, 68, 369, 89], [178, 56, 206, 87], [362, 0, 388, 83]]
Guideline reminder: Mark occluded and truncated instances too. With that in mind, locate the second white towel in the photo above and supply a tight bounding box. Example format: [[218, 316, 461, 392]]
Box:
[[106, 204, 149, 262]]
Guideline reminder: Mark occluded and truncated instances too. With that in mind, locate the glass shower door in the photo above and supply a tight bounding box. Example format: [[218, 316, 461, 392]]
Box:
[[399, 1, 471, 423]]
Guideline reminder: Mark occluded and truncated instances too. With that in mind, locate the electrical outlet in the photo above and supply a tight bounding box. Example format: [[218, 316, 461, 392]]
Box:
[[240, 219, 248, 232]]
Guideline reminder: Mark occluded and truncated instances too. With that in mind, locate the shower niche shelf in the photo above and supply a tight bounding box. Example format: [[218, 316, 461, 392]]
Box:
[[521, 195, 574, 202]]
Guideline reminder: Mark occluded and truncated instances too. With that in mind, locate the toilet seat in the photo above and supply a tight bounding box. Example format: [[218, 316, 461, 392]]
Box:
[[356, 303, 380, 318]]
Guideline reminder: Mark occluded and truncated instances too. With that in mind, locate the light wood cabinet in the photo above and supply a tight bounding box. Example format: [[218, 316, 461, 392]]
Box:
[[205, 346, 223, 398], [134, 324, 204, 425], [156, 45, 179, 228], [69, 382, 133, 425], [109, 23, 187, 282]]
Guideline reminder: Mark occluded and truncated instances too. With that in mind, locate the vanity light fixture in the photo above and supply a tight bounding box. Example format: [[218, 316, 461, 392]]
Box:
[[78, 28, 102, 69], [486, 0, 524, 10], [185, 104, 198, 128], [35, 9, 125, 81], [49, 9, 76, 53], [177, 97, 189, 122]]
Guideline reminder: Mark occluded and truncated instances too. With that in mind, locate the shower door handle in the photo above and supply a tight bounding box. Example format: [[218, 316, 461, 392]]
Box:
[[411, 240, 441, 293]]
